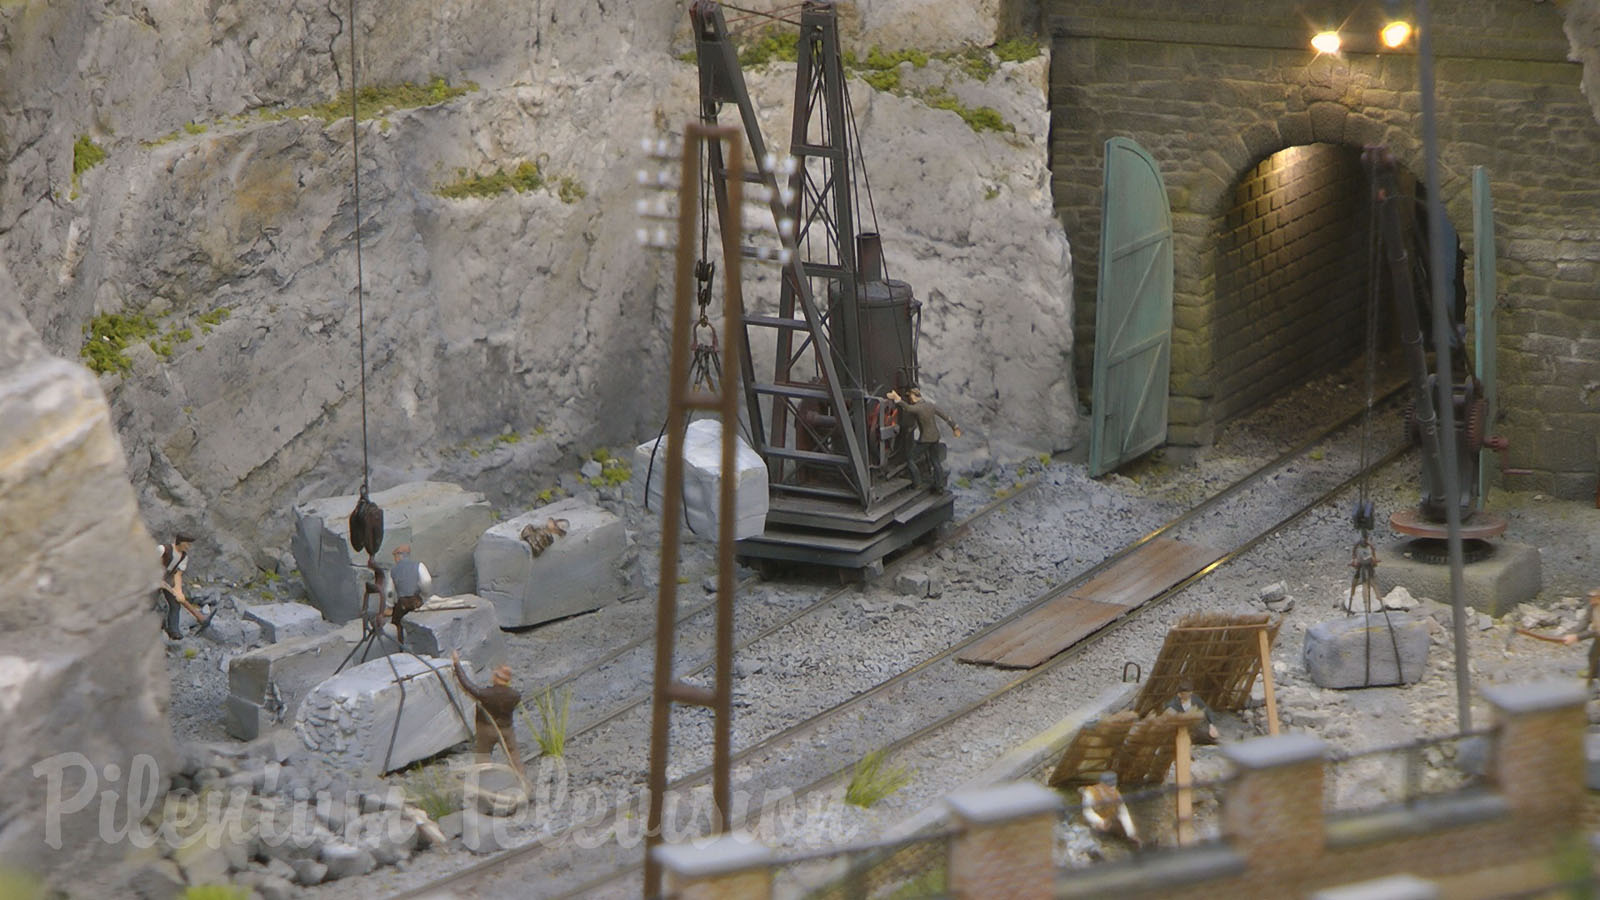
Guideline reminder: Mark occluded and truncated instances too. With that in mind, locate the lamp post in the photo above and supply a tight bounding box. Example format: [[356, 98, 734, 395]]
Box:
[[1410, 0, 1474, 733]]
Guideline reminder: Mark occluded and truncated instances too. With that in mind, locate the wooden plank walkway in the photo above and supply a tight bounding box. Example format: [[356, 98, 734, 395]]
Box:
[[959, 538, 1224, 669]]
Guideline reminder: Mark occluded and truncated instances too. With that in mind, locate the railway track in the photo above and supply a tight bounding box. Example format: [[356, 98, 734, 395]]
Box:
[[390, 386, 1409, 899]]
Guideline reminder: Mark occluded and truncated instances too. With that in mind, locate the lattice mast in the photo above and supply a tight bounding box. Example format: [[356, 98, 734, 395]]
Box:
[[691, 0, 911, 508]]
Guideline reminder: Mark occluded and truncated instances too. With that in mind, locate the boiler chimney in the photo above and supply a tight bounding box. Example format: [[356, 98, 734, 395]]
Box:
[[857, 232, 884, 283]]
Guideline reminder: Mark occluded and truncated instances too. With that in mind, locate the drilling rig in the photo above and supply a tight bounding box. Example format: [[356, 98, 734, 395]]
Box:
[[688, 0, 953, 573]]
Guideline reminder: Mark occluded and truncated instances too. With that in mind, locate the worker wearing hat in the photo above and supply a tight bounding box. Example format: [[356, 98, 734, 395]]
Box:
[[451, 650, 525, 777]]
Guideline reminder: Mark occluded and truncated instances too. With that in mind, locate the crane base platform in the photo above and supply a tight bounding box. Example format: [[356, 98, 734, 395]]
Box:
[[735, 485, 954, 572]]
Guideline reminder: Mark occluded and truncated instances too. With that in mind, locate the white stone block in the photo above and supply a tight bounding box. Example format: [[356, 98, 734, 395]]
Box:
[[631, 419, 768, 541], [290, 481, 495, 623], [474, 498, 627, 628], [294, 655, 473, 777]]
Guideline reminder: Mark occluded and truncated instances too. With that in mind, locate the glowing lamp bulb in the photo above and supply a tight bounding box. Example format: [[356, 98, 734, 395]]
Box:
[[1381, 21, 1411, 48], [1311, 31, 1342, 55]]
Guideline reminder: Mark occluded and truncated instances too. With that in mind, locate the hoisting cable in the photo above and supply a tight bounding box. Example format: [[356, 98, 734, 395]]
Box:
[[1351, 169, 1405, 686], [721, 2, 805, 31], [348, 0, 370, 494], [642, 125, 726, 532], [343, 0, 386, 566]]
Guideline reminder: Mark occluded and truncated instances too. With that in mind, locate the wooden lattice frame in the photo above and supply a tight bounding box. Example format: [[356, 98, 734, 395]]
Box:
[[1134, 613, 1281, 717], [1048, 708, 1203, 788]]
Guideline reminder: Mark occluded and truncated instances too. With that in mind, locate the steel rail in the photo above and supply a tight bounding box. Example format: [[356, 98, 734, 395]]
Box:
[[529, 381, 1410, 760], [393, 384, 1407, 898], [511, 476, 1049, 760], [557, 433, 1416, 900]]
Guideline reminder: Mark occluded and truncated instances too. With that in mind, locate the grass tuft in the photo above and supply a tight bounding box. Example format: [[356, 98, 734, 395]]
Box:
[[583, 448, 631, 490], [557, 176, 587, 204], [404, 766, 459, 821], [948, 47, 996, 82], [737, 29, 799, 67], [436, 161, 544, 199], [257, 76, 477, 125], [520, 689, 572, 758], [73, 135, 106, 179], [993, 37, 1042, 63], [844, 749, 911, 808], [921, 87, 1012, 133], [80, 312, 157, 375]]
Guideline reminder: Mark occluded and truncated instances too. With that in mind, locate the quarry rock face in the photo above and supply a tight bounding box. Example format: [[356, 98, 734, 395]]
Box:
[[0, 0, 1075, 577], [475, 497, 629, 628], [0, 291, 174, 894], [291, 481, 493, 624], [632, 418, 770, 541]]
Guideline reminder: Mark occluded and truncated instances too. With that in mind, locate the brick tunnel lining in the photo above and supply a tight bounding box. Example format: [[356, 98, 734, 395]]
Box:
[[1212, 143, 1374, 422]]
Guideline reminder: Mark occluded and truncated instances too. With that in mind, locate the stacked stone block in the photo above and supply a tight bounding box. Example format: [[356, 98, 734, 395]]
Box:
[[474, 497, 628, 628], [291, 481, 494, 624]]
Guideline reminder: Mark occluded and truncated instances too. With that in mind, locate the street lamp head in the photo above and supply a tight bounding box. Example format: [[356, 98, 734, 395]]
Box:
[[1381, 21, 1412, 48], [1311, 31, 1342, 55]]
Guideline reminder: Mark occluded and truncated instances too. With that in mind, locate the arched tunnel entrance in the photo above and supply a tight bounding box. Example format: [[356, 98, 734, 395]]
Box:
[[1211, 143, 1457, 427], [1047, 0, 1600, 493], [1213, 143, 1390, 422]]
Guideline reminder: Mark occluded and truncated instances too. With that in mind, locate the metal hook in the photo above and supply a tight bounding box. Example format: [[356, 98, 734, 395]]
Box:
[[1122, 661, 1142, 683]]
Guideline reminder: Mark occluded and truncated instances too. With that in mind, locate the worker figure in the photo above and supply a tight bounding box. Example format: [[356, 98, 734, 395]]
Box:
[[885, 387, 961, 492], [451, 650, 525, 778], [156, 533, 214, 639], [1561, 589, 1600, 687], [1080, 771, 1141, 847], [388, 544, 432, 647], [1167, 678, 1221, 744]]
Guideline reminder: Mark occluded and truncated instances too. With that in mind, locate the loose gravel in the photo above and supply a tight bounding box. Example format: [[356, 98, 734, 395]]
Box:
[[156, 359, 1600, 898]]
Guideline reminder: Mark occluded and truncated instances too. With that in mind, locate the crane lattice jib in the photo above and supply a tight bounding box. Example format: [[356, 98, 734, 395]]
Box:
[[690, 0, 874, 507]]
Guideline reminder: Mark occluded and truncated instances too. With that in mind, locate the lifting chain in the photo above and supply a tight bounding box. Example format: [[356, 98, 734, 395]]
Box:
[[690, 259, 722, 393]]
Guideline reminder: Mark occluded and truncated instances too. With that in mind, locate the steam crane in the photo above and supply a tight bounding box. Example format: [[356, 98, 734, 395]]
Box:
[[1365, 146, 1508, 548], [689, 0, 953, 573]]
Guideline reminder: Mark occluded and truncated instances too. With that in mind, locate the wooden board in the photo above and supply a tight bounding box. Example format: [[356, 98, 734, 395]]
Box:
[[960, 538, 1224, 669], [1048, 708, 1202, 788], [1133, 613, 1281, 717]]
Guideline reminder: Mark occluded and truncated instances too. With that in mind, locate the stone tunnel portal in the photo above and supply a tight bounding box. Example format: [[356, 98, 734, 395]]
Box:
[[1212, 142, 1416, 423]]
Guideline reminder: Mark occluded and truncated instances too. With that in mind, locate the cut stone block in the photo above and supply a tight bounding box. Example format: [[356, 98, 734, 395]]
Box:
[[400, 596, 507, 671], [1303, 613, 1430, 689], [291, 481, 495, 623], [226, 622, 385, 740], [244, 603, 334, 643], [1375, 540, 1542, 618], [294, 655, 473, 777], [631, 418, 769, 541], [475, 497, 628, 628]]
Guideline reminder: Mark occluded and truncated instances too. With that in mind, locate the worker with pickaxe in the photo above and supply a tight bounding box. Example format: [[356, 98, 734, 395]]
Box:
[[1560, 589, 1600, 687], [1516, 589, 1600, 687]]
